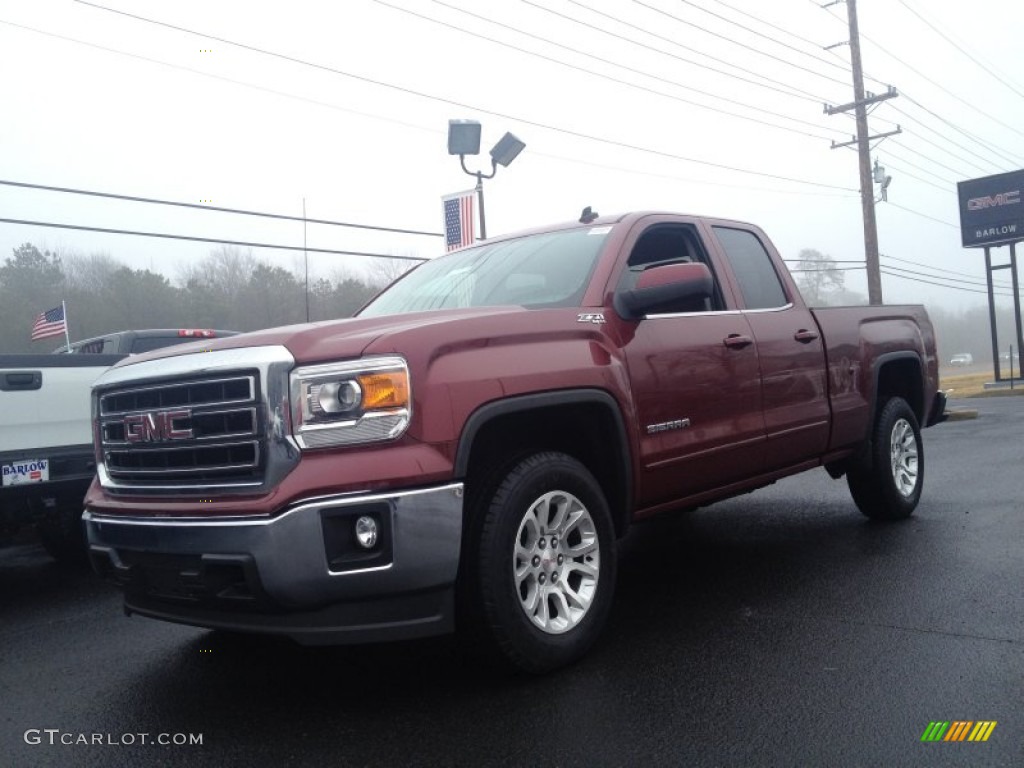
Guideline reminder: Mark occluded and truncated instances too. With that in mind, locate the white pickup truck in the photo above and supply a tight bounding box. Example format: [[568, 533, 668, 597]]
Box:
[[1, 328, 239, 562], [0, 353, 124, 561]]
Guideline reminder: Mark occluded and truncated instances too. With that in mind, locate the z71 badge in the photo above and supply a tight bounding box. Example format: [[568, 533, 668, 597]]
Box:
[[577, 312, 606, 324]]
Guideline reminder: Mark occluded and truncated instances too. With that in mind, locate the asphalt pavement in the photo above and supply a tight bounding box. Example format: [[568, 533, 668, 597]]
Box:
[[2, 398, 1022, 767]]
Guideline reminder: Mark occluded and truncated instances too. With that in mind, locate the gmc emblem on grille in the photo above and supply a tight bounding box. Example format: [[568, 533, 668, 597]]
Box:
[[124, 409, 193, 443]]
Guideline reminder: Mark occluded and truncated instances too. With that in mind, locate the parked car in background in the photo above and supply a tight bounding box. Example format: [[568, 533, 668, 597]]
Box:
[[949, 353, 974, 367], [54, 328, 239, 355]]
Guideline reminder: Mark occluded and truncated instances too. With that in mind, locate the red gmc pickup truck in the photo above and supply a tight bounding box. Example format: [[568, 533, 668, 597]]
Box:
[[84, 212, 945, 672]]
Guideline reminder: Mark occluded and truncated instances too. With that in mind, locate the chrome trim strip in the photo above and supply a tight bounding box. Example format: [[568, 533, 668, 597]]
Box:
[[94, 346, 290, 388], [84, 482, 465, 526], [101, 407, 258, 445], [742, 303, 794, 315], [106, 440, 260, 475], [644, 302, 794, 320], [96, 462, 263, 491], [99, 375, 256, 416]]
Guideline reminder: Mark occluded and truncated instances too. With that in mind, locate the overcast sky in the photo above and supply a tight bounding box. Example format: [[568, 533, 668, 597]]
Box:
[[1, 0, 1022, 312]]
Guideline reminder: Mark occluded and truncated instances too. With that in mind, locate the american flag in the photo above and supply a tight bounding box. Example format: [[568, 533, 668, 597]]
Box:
[[31, 304, 67, 341], [443, 190, 475, 251]]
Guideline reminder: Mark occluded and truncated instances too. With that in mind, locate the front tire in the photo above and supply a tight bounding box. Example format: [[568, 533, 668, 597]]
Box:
[[847, 396, 923, 520], [468, 452, 617, 673]]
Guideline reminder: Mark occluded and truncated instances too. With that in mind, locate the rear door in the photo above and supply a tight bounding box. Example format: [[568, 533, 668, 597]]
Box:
[[706, 224, 830, 471], [611, 217, 765, 508]]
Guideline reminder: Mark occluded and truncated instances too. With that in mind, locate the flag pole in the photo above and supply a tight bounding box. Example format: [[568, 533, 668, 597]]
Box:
[[61, 299, 71, 350]]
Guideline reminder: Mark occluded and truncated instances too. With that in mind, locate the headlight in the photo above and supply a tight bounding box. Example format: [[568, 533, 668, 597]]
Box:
[[290, 356, 410, 449]]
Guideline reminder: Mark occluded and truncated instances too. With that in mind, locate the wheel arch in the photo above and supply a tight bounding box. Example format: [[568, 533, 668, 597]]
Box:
[[454, 390, 633, 537], [870, 352, 926, 427]]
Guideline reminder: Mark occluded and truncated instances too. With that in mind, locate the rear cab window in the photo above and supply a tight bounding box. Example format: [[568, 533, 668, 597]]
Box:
[[712, 226, 789, 310]]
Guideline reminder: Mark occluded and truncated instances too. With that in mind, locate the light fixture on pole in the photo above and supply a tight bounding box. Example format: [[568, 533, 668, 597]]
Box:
[[873, 158, 892, 202], [447, 119, 525, 240]]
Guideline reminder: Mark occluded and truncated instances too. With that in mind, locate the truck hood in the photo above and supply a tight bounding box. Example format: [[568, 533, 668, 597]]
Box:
[[115, 307, 528, 368]]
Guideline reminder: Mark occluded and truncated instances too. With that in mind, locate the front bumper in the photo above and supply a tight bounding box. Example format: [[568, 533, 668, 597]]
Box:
[[85, 482, 464, 644]]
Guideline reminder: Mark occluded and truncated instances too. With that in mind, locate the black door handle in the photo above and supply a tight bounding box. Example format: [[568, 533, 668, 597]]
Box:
[[1, 371, 42, 391]]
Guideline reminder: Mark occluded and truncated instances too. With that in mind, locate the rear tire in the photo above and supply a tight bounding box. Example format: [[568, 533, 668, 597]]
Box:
[[847, 396, 923, 520], [465, 452, 616, 674]]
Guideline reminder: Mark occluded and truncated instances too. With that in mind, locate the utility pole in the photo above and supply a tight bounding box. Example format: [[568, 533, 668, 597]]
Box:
[[823, 0, 900, 305]]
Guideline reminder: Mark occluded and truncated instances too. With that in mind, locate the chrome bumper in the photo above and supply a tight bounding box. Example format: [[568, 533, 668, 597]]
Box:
[[84, 483, 464, 644]]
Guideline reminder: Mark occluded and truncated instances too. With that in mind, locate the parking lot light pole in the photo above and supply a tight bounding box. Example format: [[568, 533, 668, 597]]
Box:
[[447, 120, 525, 240]]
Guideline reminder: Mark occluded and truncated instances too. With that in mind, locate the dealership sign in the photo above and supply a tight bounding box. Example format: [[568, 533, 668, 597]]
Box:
[[957, 169, 1024, 248]]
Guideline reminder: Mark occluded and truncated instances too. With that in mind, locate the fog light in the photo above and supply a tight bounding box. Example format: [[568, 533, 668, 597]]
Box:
[[354, 516, 378, 549]]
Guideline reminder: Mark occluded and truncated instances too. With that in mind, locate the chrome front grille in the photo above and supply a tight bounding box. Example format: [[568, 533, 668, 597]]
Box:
[[98, 374, 264, 489]]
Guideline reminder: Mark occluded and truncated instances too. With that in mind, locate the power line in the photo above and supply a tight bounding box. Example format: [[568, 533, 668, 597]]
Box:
[[887, 139, 975, 181], [528, 150, 857, 197], [675, 0, 853, 77], [631, 0, 853, 88], [427, 0, 825, 105], [524, 0, 834, 104], [900, 94, 1024, 169], [883, 201, 959, 229], [783, 259, 864, 264], [887, 103, 1007, 175], [0, 217, 429, 261], [727, 0, 889, 92], [0, 19, 445, 143], [374, 0, 842, 141], [882, 253, 1013, 289], [896, 0, 1024, 101], [845, 17, 1024, 144], [789, 266, 864, 273], [887, 115, 1002, 177], [0, 19, 847, 201], [0, 179, 444, 237], [72, 0, 856, 191], [883, 162, 951, 193], [818, 0, 1024, 156], [882, 262, 999, 291], [782, 258, 997, 288], [884, 147, 959, 186], [880, 266, 1013, 297]]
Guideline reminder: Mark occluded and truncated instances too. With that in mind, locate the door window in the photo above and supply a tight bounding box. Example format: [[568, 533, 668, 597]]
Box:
[[620, 224, 725, 313], [713, 227, 788, 310]]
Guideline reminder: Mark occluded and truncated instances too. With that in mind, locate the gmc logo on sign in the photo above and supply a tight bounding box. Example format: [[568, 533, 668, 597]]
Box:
[[967, 190, 1021, 210], [124, 409, 193, 443]]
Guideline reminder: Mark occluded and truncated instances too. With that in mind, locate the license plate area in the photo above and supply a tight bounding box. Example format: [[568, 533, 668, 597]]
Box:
[[1, 458, 50, 486]]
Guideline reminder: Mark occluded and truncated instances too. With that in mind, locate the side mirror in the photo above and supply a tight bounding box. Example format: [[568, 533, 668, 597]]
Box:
[[614, 262, 713, 319]]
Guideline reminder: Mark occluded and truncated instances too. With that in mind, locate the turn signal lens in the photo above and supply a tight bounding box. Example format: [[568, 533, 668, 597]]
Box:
[[358, 372, 409, 410]]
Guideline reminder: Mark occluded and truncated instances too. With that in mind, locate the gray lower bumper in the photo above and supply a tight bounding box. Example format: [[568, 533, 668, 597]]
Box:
[[84, 483, 464, 644]]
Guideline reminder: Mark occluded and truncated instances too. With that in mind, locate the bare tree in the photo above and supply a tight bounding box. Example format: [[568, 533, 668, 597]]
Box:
[[365, 256, 417, 290], [793, 248, 846, 306]]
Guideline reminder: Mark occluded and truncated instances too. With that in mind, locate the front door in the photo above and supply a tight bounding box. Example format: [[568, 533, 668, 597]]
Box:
[[613, 220, 766, 509]]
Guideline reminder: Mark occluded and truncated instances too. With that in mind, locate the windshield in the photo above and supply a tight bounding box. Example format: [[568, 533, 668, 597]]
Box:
[[359, 226, 610, 317]]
